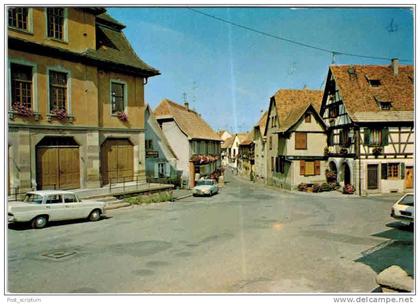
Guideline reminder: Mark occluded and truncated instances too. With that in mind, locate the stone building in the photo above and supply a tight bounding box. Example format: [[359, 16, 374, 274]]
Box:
[[7, 7, 159, 194]]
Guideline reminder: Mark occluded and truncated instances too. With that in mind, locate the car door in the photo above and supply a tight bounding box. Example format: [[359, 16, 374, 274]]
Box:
[[45, 194, 67, 221], [63, 193, 86, 219]]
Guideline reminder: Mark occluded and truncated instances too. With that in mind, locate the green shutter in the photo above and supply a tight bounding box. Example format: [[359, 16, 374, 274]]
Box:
[[364, 128, 370, 145], [400, 163, 405, 179], [381, 163, 388, 180], [382, 128, 389, 146]]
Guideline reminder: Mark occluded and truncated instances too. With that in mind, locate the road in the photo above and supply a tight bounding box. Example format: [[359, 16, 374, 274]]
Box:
[[7, 172, 413, 293]]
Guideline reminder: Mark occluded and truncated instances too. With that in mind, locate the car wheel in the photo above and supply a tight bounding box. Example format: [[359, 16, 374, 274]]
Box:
[[31, 215, 48, 229], [88, 209, 101, 222]]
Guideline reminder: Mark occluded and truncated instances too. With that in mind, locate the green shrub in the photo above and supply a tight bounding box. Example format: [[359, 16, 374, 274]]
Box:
[[124, 191, 173, 205], [320, 183, 331, 192]]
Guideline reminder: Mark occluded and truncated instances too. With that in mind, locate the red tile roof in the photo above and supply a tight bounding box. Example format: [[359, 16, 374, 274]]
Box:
[[154, 99, 221, 141], [329, 64, 413, 121], [272, 89, 323, 132]]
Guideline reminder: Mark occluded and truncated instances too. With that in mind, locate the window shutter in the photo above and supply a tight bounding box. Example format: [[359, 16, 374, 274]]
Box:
[[364, 128, 370, 145], [300, 160, 305, 176], [295, 132, 307, 150], [154, 163, 159, 178], [400, 163, 405, 179], [381, 163, 387, 180], [315, 160, 321, 175], [382, 128, 389, 146]]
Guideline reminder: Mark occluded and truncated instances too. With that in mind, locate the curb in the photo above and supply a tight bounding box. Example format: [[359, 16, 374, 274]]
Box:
[[174, 193, 193, 201], [105, 202, 131, 210]]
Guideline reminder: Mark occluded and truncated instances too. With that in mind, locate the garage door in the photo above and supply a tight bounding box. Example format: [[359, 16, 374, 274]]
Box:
[[101, 138, 133, 185], [36, 144, 80, 190]]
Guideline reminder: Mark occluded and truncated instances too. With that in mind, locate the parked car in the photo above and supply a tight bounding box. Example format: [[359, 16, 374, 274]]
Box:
[[391, 193, 414, 226], [192, 179, 219, 197], [8, 190, 106, 229]]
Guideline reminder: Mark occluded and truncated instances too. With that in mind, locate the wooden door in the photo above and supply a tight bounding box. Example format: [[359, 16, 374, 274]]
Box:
[[367, 164, 378, 190], [405, 167, 413, 189], [37, 147, 80, 190], [58, 147, 80, 189], [101, 139, 133, 184], [37, 147, 59, 189]]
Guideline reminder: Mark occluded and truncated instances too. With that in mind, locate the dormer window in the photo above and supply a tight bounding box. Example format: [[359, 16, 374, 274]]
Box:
[[379, 101, 392, 111], [368, 79, 381, 87]]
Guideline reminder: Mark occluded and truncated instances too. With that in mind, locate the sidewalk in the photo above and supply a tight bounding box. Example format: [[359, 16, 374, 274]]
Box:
[[74, 182, 174, 199], [172, 188, 193, 200], [230, 172, 349, 198]]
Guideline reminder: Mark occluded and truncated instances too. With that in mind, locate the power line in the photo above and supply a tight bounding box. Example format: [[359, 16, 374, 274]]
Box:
[[187, 8, 411, 63]]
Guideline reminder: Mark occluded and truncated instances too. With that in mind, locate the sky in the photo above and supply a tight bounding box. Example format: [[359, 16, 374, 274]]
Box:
[[107, 7, 414, 133]]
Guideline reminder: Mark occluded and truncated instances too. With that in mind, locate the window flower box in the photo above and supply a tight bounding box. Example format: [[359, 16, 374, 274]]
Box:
[[116, 111, 128, 122], [48, 108, 73, 122], [9, 103, 40, 120]]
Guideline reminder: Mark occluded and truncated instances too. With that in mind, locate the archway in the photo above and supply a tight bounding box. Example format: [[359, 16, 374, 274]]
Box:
[[36, 136, 80, 190], [343, 162, 351, 185]]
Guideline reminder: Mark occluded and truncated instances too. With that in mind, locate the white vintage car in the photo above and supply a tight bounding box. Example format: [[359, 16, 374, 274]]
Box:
[[8, 190, 106, 229], [192, 179, 219, 197], [391, 193, 414, 226]]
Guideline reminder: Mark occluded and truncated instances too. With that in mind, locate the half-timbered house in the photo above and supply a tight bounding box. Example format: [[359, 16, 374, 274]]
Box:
[[320, 59, 414, 195], [264, 89, 326, 190], [237, 131, 255, 179]]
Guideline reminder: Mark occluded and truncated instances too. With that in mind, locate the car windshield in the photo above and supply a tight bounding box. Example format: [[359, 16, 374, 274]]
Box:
[[23, 194, 43, 204], [399, 195, 414, 206], [197, 180, 214, 186]]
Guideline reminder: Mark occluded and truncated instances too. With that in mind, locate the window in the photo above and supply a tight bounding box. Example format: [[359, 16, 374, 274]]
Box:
[[329, 104, 339, 118], [111, 82, 125, 114], [47, 8, 65, 40], [49, 70, 67, 111], [24, 193, 42, 204], [305, 161, 315, 176], [339, 129, 351, 147], [327, 132, 335, 146], [269, 136, 272, 150], [8, 8, 28, 30], [11, 63, 32, 109], [275, 157, 285, 173], [271, 157, 275, 172], [368, 79, 381, 87], [46, 195, 63, 204], [379, 102, 392, 110], [304, 113, 311, 123], [295, 132, 307, 150], [300, 160, 321, 176], [387, 163, 399, 179], [63, 194, 78, 203], [365, 128, 388, 146], [145, 140, 153, 150], [158, 163, 166, 178]]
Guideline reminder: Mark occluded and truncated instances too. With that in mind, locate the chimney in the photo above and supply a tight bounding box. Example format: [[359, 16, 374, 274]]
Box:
[[391, 58, 399, 76], [184, 102, 189, 110]]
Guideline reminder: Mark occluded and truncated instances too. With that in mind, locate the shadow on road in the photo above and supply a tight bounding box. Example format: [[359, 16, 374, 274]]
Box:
[[354, 221, 413, 276], [8, 216, 111, 231]]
